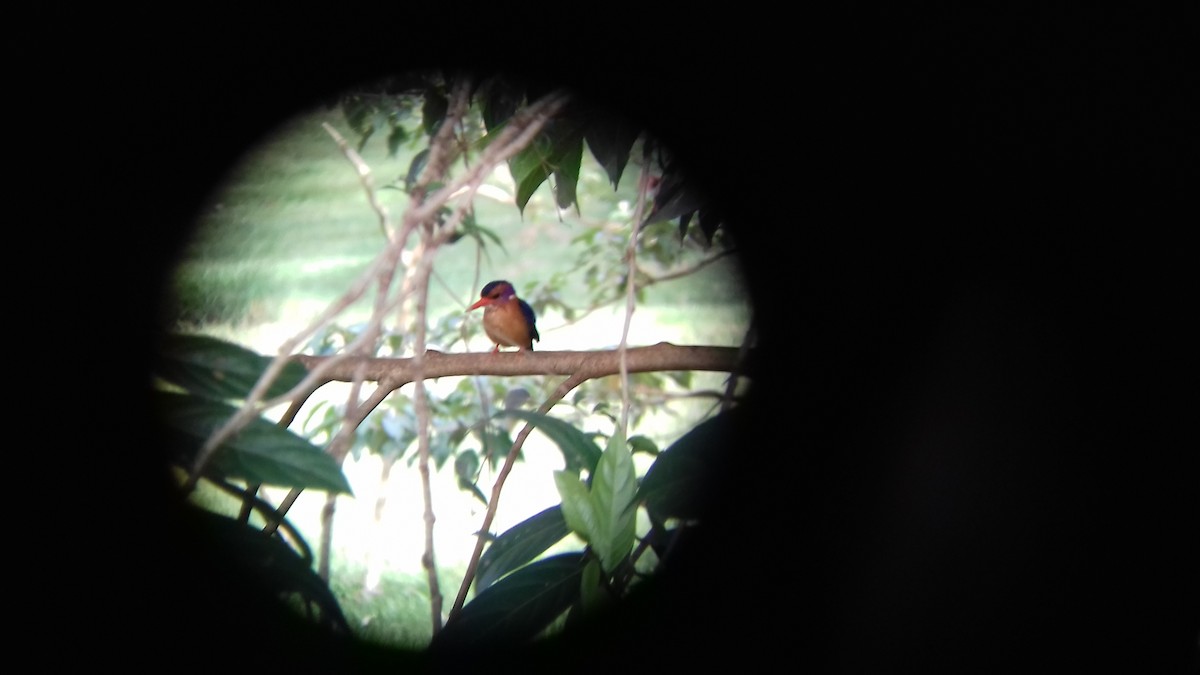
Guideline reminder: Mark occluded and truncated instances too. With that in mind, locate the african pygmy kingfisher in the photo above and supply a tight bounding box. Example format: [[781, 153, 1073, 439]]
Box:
[[468, 280, 540, 352]]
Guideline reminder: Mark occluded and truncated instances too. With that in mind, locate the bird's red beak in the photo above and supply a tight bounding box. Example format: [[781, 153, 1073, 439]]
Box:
[[468, 297, 491, 311]]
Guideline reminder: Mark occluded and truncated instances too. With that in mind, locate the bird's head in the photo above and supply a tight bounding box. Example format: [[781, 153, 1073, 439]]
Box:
[[468, 280, 517, 310]]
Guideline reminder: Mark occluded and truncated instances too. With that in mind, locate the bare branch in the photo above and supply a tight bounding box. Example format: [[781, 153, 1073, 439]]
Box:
[[618, 146, 655, 434], [400, 90, 571, 235], [260, 376, 401, 543], [322, 123, 392, 240], [292, 343, 749, 385], [636, 247, 739, 285]]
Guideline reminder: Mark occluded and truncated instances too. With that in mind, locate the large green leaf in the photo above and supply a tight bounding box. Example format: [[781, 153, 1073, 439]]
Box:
[[431, 552, 584, 650], [477, 75, 524, 131], [421, 86, 448, 136], [509, 116, 586, 215], [156, 391, 352, 495], [584, 113, 640, 189], [492, 410, 602, 473], [589, 430, 637, 573], [638, 411, 736, 521], [190, 508, 349, 634], [553, 431, 637, 574], [555, 471, 597, 547], [154, 333, 308, 401], [510, 139, 553, 215], [476, 505, 571, 590], [551, 133, 583, 209]]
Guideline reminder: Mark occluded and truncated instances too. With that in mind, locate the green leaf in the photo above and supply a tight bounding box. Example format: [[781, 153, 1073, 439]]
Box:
[[190, 507, 349, 634], [492, 410, 602, 473], [476, 505, 571, 590], [479, 428, 513, 470], [638, 411, 737, 521], [342, 96, 372, 136], [422, 87, 448, 136], [584, 113, 640, 189], [404, 149, 429, 192], [590, 429, 637, 573], [511, 147, 552, 215], [628, 434, 660, 456], [355, 126, 373, 154], [156, 391, 352, 495], [554, 470, 596, 544], [477, 75, 524, 131], [579, 557, 608, 613], [455, 450, 487, 506], [385, 124, 407, 157], [431, 553, 583, 650], [508, 116, 586, 215], [551, 134, 583, 209], [155, 333, 308, 401], [457, 219, 507, 256], [665, 370, 693, 389]]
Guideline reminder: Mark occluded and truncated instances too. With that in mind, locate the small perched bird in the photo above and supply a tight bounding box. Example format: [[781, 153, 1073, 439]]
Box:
[[468, 280, 540, 352]]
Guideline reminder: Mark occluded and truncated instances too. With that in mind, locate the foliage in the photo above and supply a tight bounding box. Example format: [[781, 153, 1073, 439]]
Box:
[[157, 69, 750, 652], [335, 70, 729, 246], [155, 335, 351, 495], [154, 333, 734, 648], [154, 338, 354, 630], [554, 429, 638, 574]]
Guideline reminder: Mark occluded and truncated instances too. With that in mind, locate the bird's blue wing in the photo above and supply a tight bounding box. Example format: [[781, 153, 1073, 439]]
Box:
[[518, 299, 540, 342]]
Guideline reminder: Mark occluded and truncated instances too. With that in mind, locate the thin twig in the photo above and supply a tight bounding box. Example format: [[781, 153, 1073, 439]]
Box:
[[260, 376, 400, 539], [449, 371, 590, 619], [322, 123, 392, 240], [316, 361, 368, 580], [617, 146, 654, 436], [206, 477, 313, 563], [184, 89, 571, 493], [245, 370, 331, 527]]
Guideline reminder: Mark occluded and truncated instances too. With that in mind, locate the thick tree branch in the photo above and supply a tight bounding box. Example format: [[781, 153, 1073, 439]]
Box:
[[291, 343, 750, 385]]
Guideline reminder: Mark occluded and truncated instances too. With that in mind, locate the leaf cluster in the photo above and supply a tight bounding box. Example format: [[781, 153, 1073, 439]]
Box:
[[153, 332, 736, 649], [432, 406, 738, 648], [153, 333, 354, 631], [336, 71, 728, 243]]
